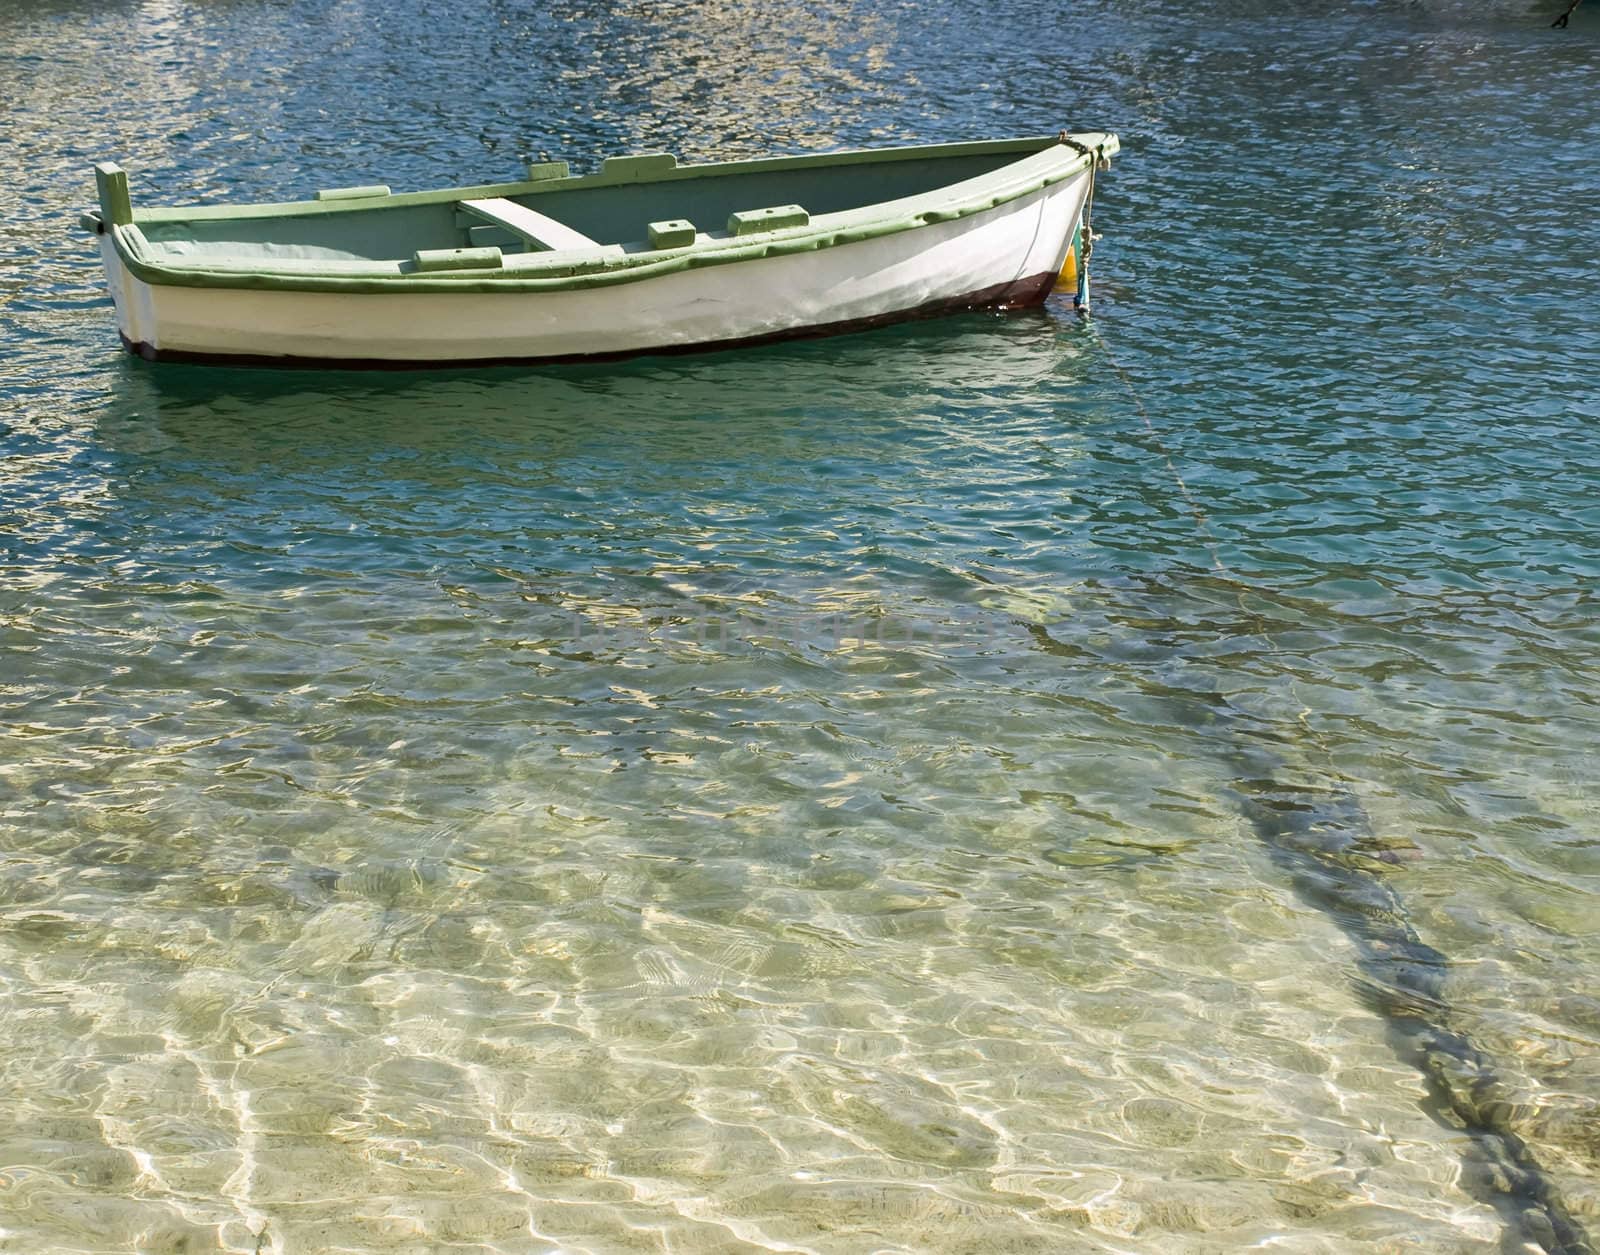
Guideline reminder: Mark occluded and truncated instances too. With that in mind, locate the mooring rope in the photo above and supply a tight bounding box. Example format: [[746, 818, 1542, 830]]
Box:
[[1095, 339, 1225, 572], [1058, 132, 1106, 313], [1067, 321, 1594, 1254]]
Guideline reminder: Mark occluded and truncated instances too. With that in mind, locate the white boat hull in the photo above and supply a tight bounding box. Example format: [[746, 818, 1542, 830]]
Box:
[[100, 173, 1092, 367]]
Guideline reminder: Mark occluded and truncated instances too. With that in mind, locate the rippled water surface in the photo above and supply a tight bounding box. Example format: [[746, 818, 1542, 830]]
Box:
[[3, 1, 1599, 1251]]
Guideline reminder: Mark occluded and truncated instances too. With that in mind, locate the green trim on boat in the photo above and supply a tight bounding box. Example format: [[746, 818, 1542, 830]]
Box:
[[116, 135, 1097, 224]]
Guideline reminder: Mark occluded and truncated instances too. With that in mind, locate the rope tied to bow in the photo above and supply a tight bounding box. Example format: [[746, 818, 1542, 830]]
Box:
[[1058, 132, 1103, 311]]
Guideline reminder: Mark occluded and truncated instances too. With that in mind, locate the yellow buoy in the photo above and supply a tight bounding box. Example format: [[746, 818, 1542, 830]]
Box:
[[1058, 244, 1078, 288]]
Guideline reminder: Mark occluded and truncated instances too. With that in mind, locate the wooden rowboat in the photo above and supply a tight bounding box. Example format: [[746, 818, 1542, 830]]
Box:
[[82, 133, 1118, 368]]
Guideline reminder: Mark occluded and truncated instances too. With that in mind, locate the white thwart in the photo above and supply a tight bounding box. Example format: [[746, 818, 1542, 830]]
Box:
[[457, 197, 601, 252]]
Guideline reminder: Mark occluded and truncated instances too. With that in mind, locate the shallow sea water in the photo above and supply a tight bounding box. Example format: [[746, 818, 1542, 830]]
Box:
[[2, 1, 1599, 1251]]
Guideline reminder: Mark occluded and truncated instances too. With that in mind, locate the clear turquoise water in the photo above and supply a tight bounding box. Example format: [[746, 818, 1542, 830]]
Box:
[[3, 1, 1598, 1251]]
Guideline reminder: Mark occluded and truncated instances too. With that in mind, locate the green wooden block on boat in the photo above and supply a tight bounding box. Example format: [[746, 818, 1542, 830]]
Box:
[[94, 163, 133, 227], [648, 219, 697, 250], [524, 160, 570, 182], [316, 184, 391, 201], [413, 246, 503, 271], [728, 204, 810, 236], [601, 153, 677, 180]]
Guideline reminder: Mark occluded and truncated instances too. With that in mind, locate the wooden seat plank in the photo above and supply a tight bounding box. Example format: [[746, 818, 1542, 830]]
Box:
[[458, 197, 599, 252]]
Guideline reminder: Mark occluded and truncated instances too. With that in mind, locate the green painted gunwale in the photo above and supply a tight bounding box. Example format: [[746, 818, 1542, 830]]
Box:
[[88, 133, 1118, 296]]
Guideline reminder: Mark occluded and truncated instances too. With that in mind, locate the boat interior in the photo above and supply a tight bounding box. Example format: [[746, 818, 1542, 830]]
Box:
[[127, 142, 1054, 268]]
